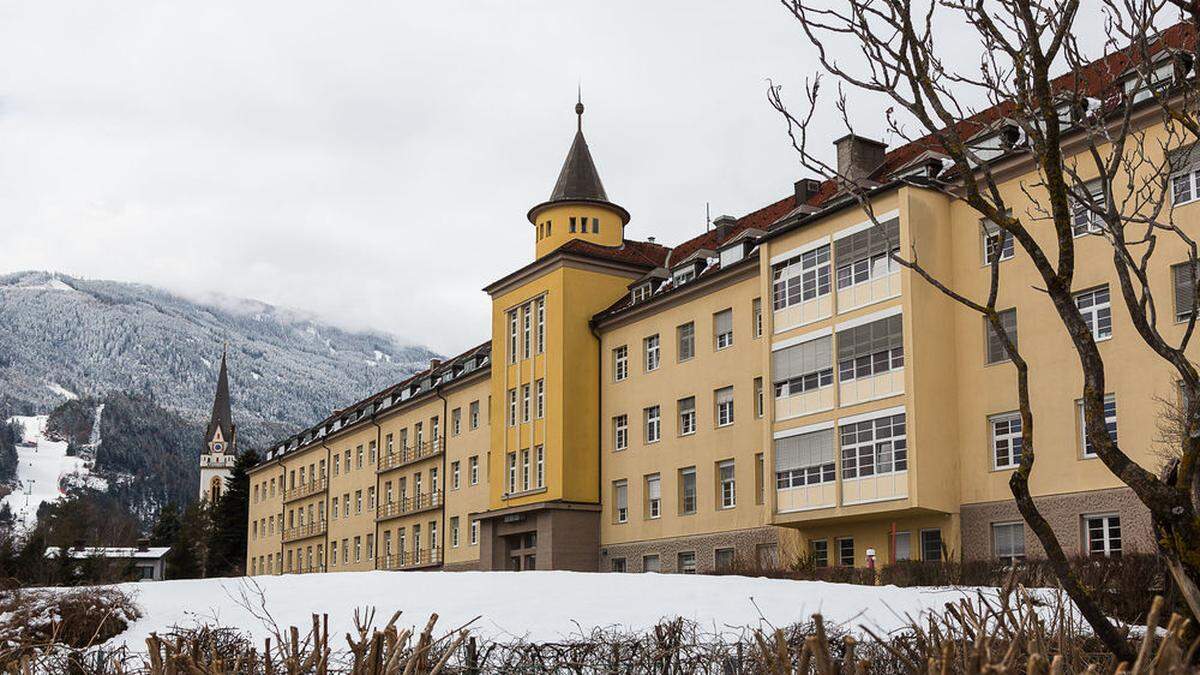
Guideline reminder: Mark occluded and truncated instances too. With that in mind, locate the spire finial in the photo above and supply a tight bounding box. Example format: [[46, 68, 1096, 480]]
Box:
[[575, 83, 584, 132]]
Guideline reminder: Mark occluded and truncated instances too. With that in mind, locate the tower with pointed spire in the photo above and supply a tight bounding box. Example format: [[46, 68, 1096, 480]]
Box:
[[199, 348, 237, 502], [528, 95, 631, 259]]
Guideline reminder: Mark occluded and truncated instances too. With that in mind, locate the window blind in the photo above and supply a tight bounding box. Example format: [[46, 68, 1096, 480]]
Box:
[[615, 483, 628, 510], [716, 387, 734, 405], [714, 309, 733, 335], [647, 476, 661, 499], [1168, 142, 1199, 172], [986, 309, 1019, 363], [774, 429, 834, 472], [836, 315, 903, 363], [834, 218, 899, 265], [679, 397, 695, 414], [1174, 261, 1199, 319], [772, 336, 833, 382]]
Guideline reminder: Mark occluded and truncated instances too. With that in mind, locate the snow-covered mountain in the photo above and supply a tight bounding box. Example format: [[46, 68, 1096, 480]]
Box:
[[0, 271, 439, 448]]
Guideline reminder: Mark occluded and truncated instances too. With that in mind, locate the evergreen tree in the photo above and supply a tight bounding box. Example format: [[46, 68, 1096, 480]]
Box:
[[150, 502, 181, 547], [205, 449, 258, 577], [166, 501, 207, 579]]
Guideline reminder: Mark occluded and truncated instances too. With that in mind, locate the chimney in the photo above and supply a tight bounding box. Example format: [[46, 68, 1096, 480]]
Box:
[[794, 178, 823, 205], [833, 134, 887, 184], [647, 236, 656, 244], [712, 215, 737, 241], [137, 538, 149, 552], [429, 358, 442, 371]]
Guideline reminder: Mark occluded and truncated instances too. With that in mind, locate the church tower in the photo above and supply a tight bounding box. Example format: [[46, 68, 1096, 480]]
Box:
[[528, 97, 630, 259], [199, 348, 237, 502]]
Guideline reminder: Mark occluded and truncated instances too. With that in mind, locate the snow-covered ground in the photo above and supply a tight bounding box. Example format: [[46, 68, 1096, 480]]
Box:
[[100, 571, 1070, 651], [2, 415, 100, 528]]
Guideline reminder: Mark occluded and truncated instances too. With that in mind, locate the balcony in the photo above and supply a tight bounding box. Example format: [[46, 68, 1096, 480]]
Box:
[[283, 478, 328, 504], [282, 520, 328, 543], [377, 439, 443, 474], [375, 491, 444, 521], [377, 547, 442, 570]]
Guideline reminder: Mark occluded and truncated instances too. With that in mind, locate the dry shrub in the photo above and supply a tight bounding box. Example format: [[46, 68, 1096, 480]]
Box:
[[0, 585, 141, 671]]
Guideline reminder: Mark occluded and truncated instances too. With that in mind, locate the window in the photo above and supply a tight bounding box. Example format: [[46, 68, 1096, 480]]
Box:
[[536, 298, 545, 353], [718, 460, 736, 508], [678, 397, 696, 436], [772, 244, 831, 311], [679, 467, 697, 515], [715, 387, 734, 427], [752, 298, 763, 338], [470, 520, 479, 546], [613, 346, 629, 381], [990, 413, 1023, 470], [1173, 261, 1199, 321], [451, 409, 461, 436], [367, 486, 376, 510], [714, 309, 733, 350], [507, 388, 517, 426], [569, 216, 576, 233], [646, 474, 661, 519], [611, 558, 627, 572], [755, 453, 765, 505], [921, 529, 943, 562], [838, 538, 855, 566], [508, 309, 518, 363], [840, 413, 907, 478], [631, 283, 652, 304], [613, 415, 629, 451], [520, 449, 531, 491], [521, 384, 531, 423], [450, 517, 460, 548], [522, 302, 532, 358], [354, 536, 362, 562], [754, 377, 764, 417], [506, 452, 517, 493], [614, 480, 628, 523], [469, 400, 480, 429], [1079, 395, 1118, 457], [673, 266, 696, 285], [981, 217, 1014, 263], [677, 551, 696, 574], [985, 308, 1018, 364], [535, 445, 544, 488], [469, 456, 479, 485], [644, 406, 661, 443], [836, 315, 903, 381], [1086, 514, 1122, 557], [835, 218, 900, 290], [992, 522, 1025, 565], [356, 446, 363, 469], [644, 335, 660, 371], [643, 554, 661, 573], [677, 322, 695, 362], [715, 548, 735, 572], [775, 428, 836, 488], [451, 461, 460, 490], [1169, 140, 1200, 205], [774, 335, 834, 397], [1071, 180, 1106, 236], [536, 379, 545, 418], [1075, 286, 1112, 341]]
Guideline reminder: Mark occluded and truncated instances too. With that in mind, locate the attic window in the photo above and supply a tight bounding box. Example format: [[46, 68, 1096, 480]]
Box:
[[672, 267, 696, 286], [1124, 53, 1192, 104], [631, 283, 652, 304]]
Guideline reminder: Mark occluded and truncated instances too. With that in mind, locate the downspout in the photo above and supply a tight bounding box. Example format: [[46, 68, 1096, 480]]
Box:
[[320, 441, 332, 573], [435, 381, 449, 568], [589, 320, 604, 511], [369, 416, 382, 571]]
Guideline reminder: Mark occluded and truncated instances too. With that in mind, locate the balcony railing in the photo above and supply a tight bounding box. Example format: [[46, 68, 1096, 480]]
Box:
[[283, 478, 328, 503], [375, 491, 444, 521], [377, 547, 442, 570], [282, 519, 328, 543], [376, 439, 443, 473]]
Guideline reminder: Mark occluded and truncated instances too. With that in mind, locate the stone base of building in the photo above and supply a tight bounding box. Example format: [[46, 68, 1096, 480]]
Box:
[[600, 526, 786, 574], [475, 501, 601, 571], [442, 560, 481, 572], [961, 486, 1153, 560]]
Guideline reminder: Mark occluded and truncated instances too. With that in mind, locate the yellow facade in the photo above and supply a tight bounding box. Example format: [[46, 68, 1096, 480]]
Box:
[[248, 90, 1196, 576]]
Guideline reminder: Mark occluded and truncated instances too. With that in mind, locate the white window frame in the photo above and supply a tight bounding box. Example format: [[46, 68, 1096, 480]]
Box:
[[614, 414, 629, 451], [614, 346, 628, 381], [508, 309, 518, 364], [1085, 513, 1122, 557], [615, 480, 629, 523], [645, 334, 661, 371], [990, 412, 1023, 470], [718, 460, 736, 509], [839, 412, 907, 479], [1075, 286, 1112, 341], [521, 384, 531, 423], [1078, 394, 1118, 458], [646, 474, 661, 519], [715, 387, 735, 427], [507, 388, 517, 427], [772, 244, 831, 311], [536, 379, 545, 418], [645, 406, 661, 444], [535, 445, 544, 488], [714, 309, 734, 350], [992, 521, 1026, 565], [1173, 165, 1200, 206], [981, 220, 1015, 264], [469, 455, 479, 485], [536, 297, 546, 353]]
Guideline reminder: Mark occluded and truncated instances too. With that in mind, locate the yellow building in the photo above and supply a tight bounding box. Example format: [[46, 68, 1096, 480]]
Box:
[[247, 37, 1197, 573]]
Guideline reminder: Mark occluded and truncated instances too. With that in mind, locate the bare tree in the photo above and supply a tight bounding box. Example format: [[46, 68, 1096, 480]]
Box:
[[769, 0, 1200, 661]]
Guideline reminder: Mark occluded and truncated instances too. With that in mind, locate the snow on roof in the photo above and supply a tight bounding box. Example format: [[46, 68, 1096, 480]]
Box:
[[44, 546, 170, 560]]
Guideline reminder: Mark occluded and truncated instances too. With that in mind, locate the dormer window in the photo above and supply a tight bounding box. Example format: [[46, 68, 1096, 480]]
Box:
[[672, 267, 696, 286], [631, 283, 652, 304], [1124, 52, 1193, 104]]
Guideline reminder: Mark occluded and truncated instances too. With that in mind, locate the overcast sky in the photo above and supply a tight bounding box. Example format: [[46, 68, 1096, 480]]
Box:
[[0, 2, 1133, 355]]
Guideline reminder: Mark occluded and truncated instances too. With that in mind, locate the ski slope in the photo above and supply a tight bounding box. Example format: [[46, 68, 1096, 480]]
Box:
[[2, 415, 97, 528]]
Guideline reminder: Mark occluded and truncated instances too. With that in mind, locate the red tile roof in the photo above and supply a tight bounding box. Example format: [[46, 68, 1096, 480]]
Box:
[[555, 237, 671, 268]]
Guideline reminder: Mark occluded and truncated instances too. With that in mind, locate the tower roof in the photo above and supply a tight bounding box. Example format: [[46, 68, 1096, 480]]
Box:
[[205, 349, 234, 447], [528, 98, 629, 225]]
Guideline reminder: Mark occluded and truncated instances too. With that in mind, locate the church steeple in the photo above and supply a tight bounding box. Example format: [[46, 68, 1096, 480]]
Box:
[[205, 347, 235, 454], [528, 96, 630, 259]]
